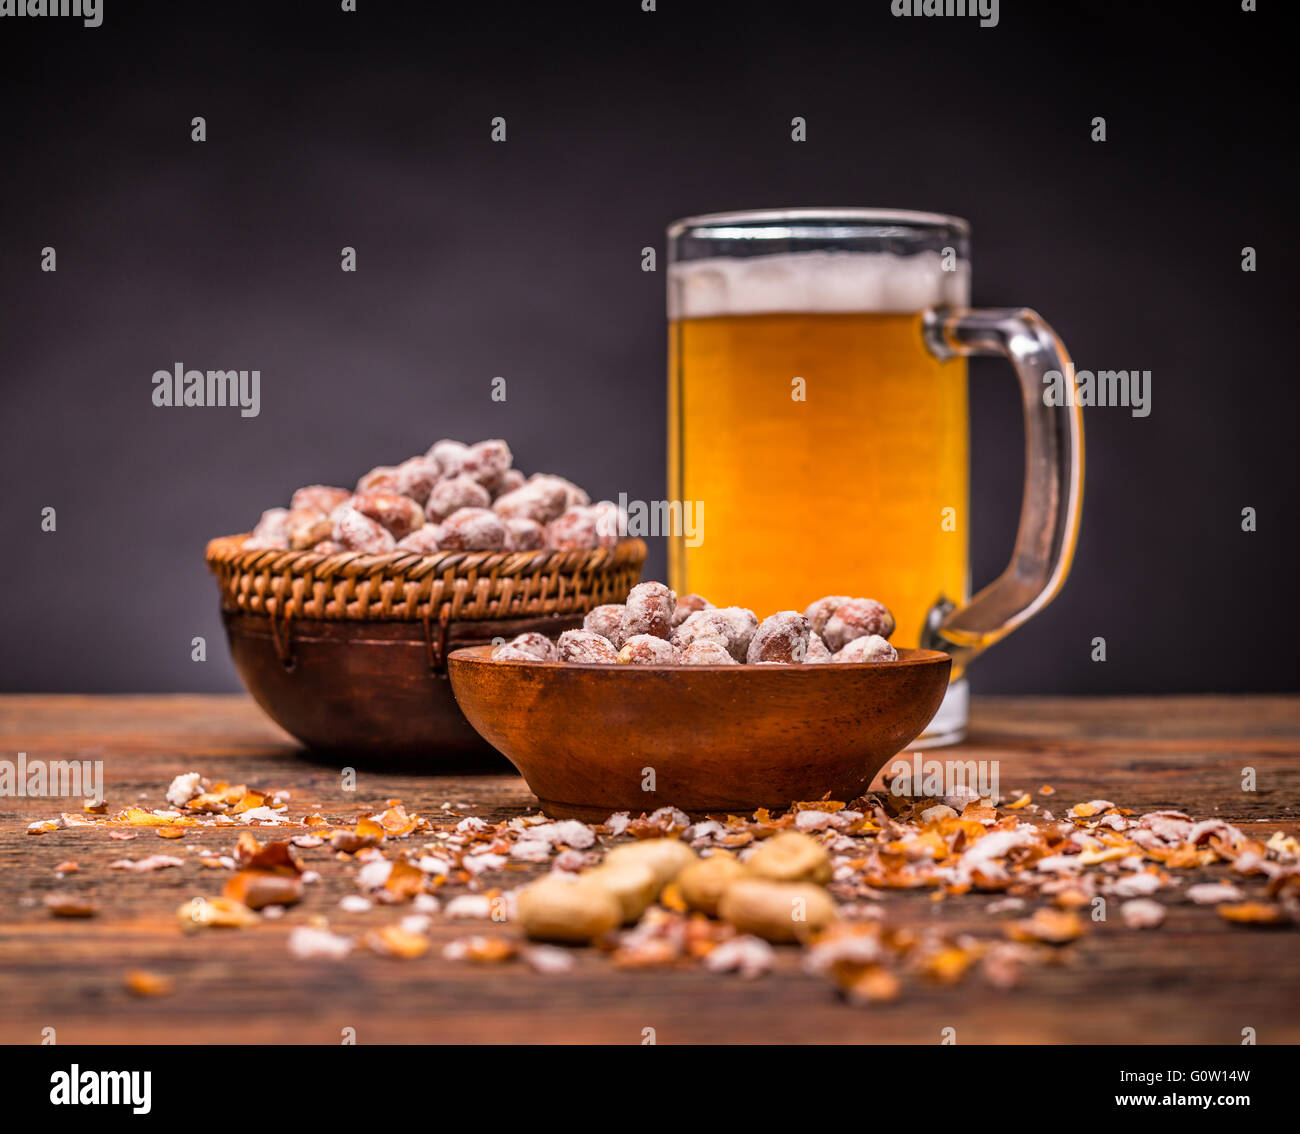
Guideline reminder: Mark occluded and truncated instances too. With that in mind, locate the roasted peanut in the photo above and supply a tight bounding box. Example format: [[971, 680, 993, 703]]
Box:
[[804, 595, 853, 638], [584, 859, 659, 923], [516, 874, 622, 943], [617, 635, 679, 665], [833, 634, 898, 663], [556, 629, 619, 664], [583, 604, 626, 647], [623, 582, 676, 640], [676, 852, 747, 916], [746, 610, 811, 664], [746, 830, 832, 885], [822, 598, 895, 651], [603, 838, 697, 889], [717, 878, 837, 943]]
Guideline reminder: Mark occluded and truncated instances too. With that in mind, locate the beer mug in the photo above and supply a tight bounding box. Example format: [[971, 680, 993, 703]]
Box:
[[666, 209, 1083, 745]]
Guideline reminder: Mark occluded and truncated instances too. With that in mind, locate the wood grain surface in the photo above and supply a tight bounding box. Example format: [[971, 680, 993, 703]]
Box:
[[1, 694, 1297, 1045]]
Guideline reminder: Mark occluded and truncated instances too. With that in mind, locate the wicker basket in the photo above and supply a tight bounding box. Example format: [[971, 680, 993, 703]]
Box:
[[205, 533, 647, 759], [206, 534, 647, 625]]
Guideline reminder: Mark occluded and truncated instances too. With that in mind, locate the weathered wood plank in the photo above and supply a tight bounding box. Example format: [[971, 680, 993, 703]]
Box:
[[1, 694, 1296, 1044]]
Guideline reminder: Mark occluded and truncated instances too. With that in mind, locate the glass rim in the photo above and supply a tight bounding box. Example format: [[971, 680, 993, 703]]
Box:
[[666, 207, 970, 239]]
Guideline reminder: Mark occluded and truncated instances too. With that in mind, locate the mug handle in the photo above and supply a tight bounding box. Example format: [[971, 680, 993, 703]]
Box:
[[920, 307, 1085, 674]]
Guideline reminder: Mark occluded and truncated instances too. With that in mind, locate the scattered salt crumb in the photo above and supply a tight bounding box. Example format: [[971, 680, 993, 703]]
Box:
[[445, 894, 493, 919], [553, 849, 593, 872], [802, 932, 882, 975], [238, 806, 287, 824], [417, 855, 451, 875], [109, 855, 184, 873], [510, 839, 553, 862], [165, 773, 203, 809], [704, 936, 774, 979], [288, 925, 353, 960], [1121, 899, 1166, 929], [522, 944, 575, 974], [356, 860, 393, 890], [339, 895, 372, 913], [462, 852, 508, 875], [1109, 872, 1163, 898], [1186, 882, 1244, 905]]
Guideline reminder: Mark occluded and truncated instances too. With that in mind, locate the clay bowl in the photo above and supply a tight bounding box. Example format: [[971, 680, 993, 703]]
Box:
[[207, 534, 647, 764], [447, 646, 952, 818], [222, 610, 585, 763]]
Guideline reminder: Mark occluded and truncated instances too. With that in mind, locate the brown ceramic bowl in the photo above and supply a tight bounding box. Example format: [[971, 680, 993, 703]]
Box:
[[447, 646, 952, 817], [223, 610, 586, 761], [207, 534, 646, 762]]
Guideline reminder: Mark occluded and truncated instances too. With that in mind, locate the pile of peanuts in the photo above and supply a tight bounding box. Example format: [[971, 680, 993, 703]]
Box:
[[517, 829, 837, 945], [243, 438, 624, 555], [492, 581, 899, 665]]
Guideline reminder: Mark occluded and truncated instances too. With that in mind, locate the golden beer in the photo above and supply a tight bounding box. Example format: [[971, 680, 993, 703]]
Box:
[[666, 211, 1084, 746], [668, 263, 969, 652]]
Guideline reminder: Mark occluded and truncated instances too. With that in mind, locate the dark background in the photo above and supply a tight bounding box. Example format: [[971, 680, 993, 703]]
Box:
[[1, 0, 1295, 695]]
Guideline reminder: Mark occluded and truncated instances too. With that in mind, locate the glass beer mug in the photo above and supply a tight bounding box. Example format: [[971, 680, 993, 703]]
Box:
[[666, 209, 1084, 745]]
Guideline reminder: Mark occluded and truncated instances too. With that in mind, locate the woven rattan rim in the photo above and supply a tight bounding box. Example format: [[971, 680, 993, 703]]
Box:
[[206, 533, 648, 623]]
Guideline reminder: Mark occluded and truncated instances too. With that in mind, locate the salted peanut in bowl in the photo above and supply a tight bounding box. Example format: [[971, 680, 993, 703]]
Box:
[[718, 879, 838, 943], [805, 633, 833, 664], [493, 632, 556, 661], [426, 474, 491, 522], [350, 491, 425, 540], [291, 484, 351, 514], [284, 507, 332, 550], [822, 598, 896, 652], [833, 635, 898, 663], [804, 595, 852, 639], [672, 592, 713, 627], [672, 606, 759, 663], [679, 640, 738, 665], [746, 831, 832, 885], [747, 611, 811, 664], [480, 585, 901, 670], [556, 629, 619, 664], [623, 581, 676, 640], [332, 505, 396, 553], [583, 604, 627, 647], [618, 635, 679, 665]]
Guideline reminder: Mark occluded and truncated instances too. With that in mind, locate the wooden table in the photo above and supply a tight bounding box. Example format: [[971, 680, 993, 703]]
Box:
[[1, 694, 1297, 1045]]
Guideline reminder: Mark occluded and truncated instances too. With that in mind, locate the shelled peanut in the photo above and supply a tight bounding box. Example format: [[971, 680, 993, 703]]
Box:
[[517, 831, 838, 946], [492, 581, 901, 667]]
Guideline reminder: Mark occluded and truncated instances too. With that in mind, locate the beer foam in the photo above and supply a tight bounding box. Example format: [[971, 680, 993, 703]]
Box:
[[668, 250, 969, 318]]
